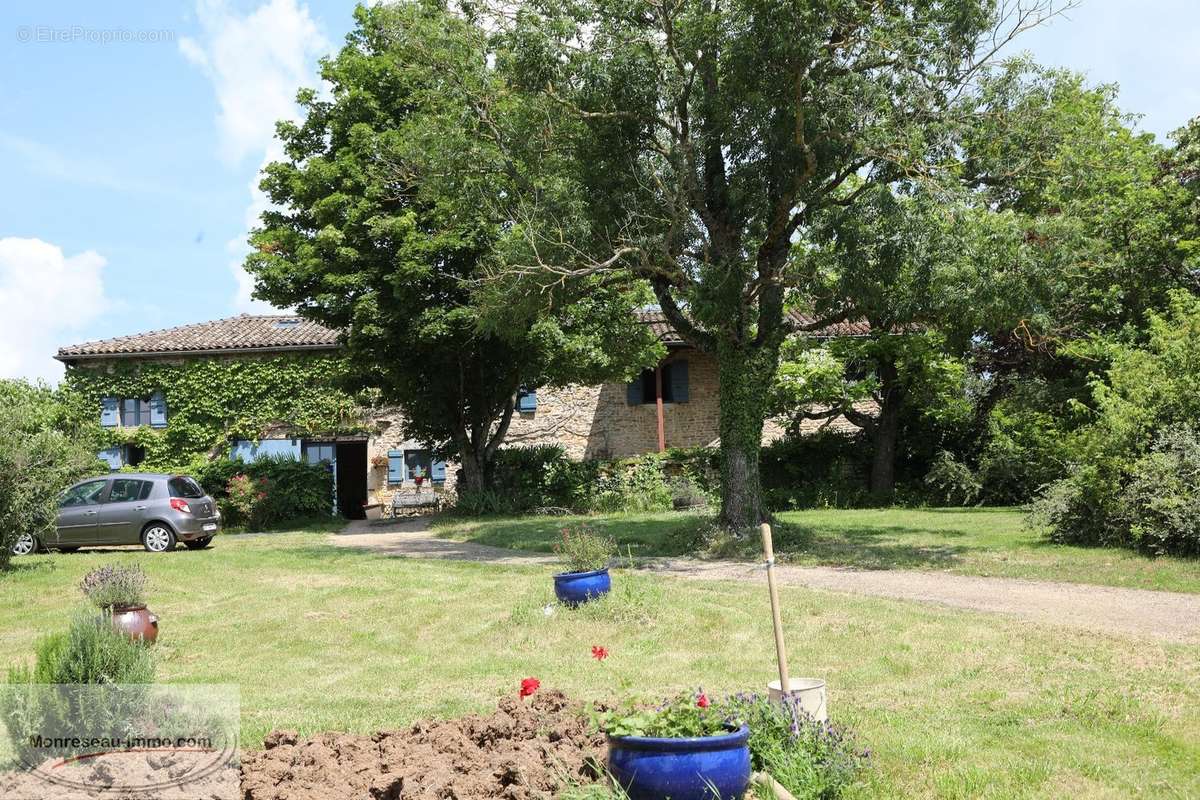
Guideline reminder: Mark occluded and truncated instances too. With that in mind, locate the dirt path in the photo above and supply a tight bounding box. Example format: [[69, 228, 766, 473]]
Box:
[[333, 519, 1200, 643]]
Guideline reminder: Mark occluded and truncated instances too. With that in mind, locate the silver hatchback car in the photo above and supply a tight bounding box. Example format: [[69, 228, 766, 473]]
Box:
[[11, 473, 221, 555]]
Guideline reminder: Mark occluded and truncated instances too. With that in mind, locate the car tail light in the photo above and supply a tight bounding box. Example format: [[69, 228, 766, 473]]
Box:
[[170, 498, 192, 514]]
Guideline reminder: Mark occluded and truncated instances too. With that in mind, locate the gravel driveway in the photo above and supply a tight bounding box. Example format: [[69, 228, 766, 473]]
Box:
[[333, 518, 1200, 643]]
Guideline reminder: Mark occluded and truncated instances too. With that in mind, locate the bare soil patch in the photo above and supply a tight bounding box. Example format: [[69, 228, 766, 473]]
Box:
[[240, 690, 604, 800]]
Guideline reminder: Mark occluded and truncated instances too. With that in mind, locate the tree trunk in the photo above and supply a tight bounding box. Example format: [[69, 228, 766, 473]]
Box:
[[457, 446, 487, 495], [716, 340, 772, 530], [868, 358, 902, 502]]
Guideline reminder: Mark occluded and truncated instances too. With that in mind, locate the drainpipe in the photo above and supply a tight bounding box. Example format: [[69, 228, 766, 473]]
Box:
[[655, 365, 666, 453]]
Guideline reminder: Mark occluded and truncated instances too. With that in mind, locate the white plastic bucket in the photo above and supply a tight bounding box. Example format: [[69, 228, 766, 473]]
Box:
[[768, 678, 827, 723]]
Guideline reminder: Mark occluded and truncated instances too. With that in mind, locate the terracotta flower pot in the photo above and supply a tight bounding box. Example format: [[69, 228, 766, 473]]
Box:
[[107, 605, 159, 645]]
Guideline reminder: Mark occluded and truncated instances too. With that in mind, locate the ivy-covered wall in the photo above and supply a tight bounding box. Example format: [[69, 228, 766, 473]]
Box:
[[63, 353, 370, 469]]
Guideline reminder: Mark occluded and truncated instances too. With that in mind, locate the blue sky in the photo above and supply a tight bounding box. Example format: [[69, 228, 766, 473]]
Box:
[[1, 0, 1197, 382]]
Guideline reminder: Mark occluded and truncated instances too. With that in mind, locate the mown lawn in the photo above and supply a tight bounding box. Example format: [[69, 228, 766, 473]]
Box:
[[2, 529, 1199, 798], [433, 507, 1200, 594]]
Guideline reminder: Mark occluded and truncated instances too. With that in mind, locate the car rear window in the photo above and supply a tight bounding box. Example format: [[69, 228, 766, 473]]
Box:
[[168, 477, 205, 499]]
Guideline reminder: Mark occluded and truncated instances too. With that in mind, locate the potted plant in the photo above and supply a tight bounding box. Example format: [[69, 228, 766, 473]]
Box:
[[80, 564, 158, 645], [370, 454, 389, 469], [600, 691, 751, 800], [552, 525, 617, 606], [411, 465, 426, 488]]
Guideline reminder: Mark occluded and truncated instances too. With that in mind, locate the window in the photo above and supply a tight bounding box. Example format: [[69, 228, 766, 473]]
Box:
[[387, 449, 447, 484], [629, 360, 689, 405], [122, 397, 152, 427], [107, 479, 152, 503], [168, 477, 205, 499], [516, 388, 537, 412], [303, 442, 335, 465], [102, 393, 167, 428], [60, 480, 108, 508], [404, 449, 432, 481]]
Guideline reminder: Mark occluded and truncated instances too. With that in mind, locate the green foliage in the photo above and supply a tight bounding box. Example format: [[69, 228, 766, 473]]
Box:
[[596, 690, 728, 739], [925, 451, 983, 507], [8, 611, 155, 687], [1120, 426, 1200, 556], [244, 2, 656, 494], [760, 432, 871, 510], [486, 445, 602, 512], [3, 612, 156, 764], [1034, 293, 1200, 551], [590, 455, 674, 514], [553, 524, 617, 573], [191, 456, 332, 530], [64, 354, 364, 469], [80, 564, 148, 609], [726, 694, 866, 800], [0, 379, 102, 568]]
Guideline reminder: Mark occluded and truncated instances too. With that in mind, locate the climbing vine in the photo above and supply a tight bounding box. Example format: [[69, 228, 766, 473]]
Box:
[[63, 354, 371, 469]]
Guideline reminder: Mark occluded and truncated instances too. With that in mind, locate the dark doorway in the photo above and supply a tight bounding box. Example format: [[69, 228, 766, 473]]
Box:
[[335, 440, 368, 519]]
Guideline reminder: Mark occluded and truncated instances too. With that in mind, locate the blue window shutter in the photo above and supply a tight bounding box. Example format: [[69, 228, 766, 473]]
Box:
[[100, 397, 119, 428], [626, 378, 642, 406], [517, 389, 537, 412], [149, 391, 168, 427], [98, 447, 123, 470], [669, 359, 689, 403], [431, 459, 447, 482], [387, 450, 404, 484]]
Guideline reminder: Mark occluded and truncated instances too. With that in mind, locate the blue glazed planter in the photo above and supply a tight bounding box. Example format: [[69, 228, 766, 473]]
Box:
[[608, 725, 752, 800], [553, 568, 611, 606]]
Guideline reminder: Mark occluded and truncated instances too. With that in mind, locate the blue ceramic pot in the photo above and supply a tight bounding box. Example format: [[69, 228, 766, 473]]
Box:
[[552, 568, 611, 606], [608, 725, 751, 800]]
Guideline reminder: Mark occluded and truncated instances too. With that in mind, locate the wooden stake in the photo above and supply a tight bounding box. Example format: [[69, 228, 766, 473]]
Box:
[[761, 523, 790, 693]]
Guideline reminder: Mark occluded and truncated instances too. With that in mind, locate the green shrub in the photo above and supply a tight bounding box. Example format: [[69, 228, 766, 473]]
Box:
[[1120, 426, 1200, 556], [591, 455, 674, 513], [761, 431, 871, 510], [553, 524, 618, 572], [4, 611, 156, 763], [1030, 462, 1125, 547], [193, 454, 332, 528], [1032, 293, 1200, 550], [0, 380, 101, 568], [924, 451, 982, 506], [79, 564, 148, 609]]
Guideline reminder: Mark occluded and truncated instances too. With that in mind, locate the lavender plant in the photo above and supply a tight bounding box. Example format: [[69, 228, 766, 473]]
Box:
[[79, 564, 148, 609]]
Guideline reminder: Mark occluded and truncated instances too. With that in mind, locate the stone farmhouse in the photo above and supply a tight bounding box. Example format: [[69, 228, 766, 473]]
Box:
[[56, 312, 870, 517]]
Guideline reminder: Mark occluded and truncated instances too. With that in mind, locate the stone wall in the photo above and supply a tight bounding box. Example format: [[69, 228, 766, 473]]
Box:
[[365, 409, 456, 509]]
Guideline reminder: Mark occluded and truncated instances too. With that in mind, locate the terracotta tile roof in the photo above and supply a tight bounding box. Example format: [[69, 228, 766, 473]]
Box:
[[55, 314, 340, 361], [57, 308, 867, 362], [638, 310, 871, 345]]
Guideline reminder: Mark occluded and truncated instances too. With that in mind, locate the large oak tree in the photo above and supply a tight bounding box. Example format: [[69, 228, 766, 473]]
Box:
[[481, 0, 1061, 527]]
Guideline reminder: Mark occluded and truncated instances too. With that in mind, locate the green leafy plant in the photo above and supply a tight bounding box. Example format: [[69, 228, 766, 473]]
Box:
[[596, 690, 731, 739], [553, 524, 617, 573], [726, 693, 867, 800], [80, 564, 148, 609]]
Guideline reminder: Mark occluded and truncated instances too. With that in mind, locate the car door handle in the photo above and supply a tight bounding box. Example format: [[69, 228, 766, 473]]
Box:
[[134, 506, 147, 511], [84, 510, 98, 516]]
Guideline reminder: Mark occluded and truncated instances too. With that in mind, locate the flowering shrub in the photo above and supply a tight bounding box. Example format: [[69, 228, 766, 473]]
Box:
[[553, 525, 617, 573], [79, 564, 148, 609], [223, 474, 263, 527], [725, 693, 867, 800]]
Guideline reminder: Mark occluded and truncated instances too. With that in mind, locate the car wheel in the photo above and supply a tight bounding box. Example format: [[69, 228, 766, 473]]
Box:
[[142, 524, 176, 553], [11, 533, 39, 556], [183, 537, 213, 551]]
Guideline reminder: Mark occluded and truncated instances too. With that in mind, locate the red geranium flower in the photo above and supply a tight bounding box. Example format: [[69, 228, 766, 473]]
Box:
[[696, 693, 710, 709], [519, 677, 540, 699], [591, 646, 609, 661]]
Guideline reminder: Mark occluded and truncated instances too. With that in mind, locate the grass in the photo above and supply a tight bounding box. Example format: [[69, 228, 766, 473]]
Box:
[[432, 507, 1200, 594], [1, 528, 1199, 797]]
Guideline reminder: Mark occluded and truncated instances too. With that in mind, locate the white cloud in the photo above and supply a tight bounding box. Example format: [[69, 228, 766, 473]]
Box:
[[0, 238, 109, 382], [180, 0, 328, 312]]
